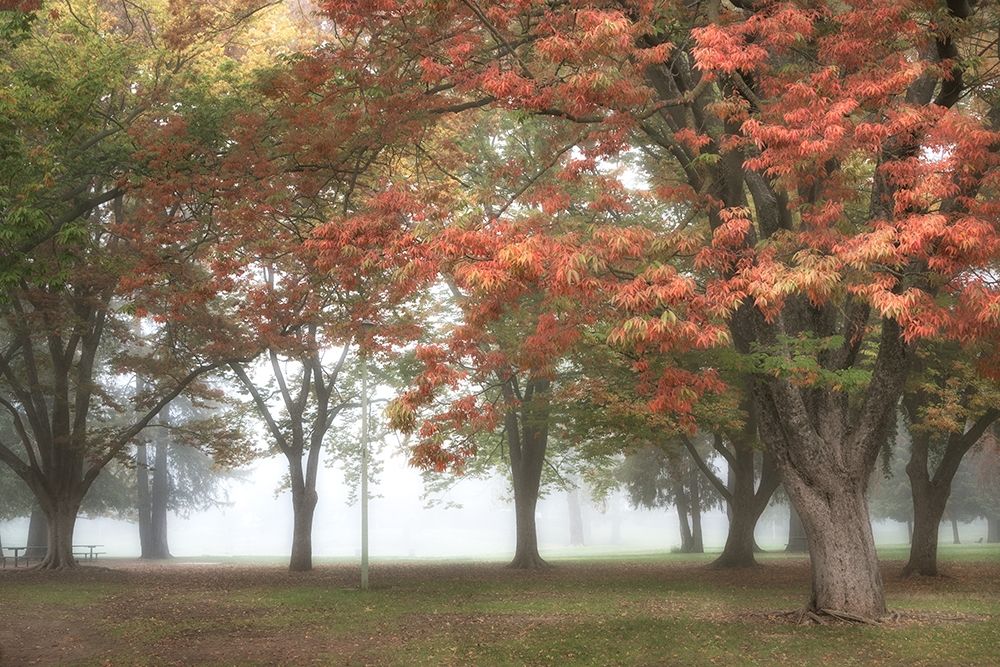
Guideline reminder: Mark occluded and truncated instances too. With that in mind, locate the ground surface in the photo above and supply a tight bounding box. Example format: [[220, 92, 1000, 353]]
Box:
[[1, 547, 998, 666]]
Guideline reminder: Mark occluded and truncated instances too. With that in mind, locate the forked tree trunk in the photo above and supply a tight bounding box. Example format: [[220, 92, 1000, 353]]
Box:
[[901, 411, 998, 576], [709, 437, 780, 568], [950, 517, 961, 545]]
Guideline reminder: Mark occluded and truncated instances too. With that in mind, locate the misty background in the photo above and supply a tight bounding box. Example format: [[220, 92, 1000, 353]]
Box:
[[0, 448, 934, 560]]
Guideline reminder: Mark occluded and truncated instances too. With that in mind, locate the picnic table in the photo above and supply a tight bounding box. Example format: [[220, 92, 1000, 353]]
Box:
[[1, 546, 31, 568], [74, 544, 105, 561], [1, 544, 104, 567]]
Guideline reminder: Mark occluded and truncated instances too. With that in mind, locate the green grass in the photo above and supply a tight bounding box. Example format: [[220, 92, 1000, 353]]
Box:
[[1, 546, 998, 666]]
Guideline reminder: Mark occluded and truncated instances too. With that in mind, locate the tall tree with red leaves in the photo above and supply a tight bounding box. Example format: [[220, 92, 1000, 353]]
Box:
[[320, 0, 1000, 617]]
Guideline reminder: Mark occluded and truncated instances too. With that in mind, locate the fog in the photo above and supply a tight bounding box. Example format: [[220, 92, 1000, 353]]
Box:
[[2, 446, 931, 561]]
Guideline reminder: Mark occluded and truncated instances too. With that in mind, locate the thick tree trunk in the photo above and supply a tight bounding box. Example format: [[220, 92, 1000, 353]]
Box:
[[903, 489, 947, 576], [136, 442, 154, 558], [510, 486, 546, 568], [289, 482, 318, 572], [715, 503, 758, 567], [790, 481, 885, 618], [38, 501, 80, 570], [989, 518, 999, 544], [567, 484, 585, 547], [786, 506, 808, 553], [148, 438, 172, 559], [26, 506, 47, 561]]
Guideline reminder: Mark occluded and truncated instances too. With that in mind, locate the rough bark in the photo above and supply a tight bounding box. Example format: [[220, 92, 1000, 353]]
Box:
[[506, 376, 550, 569], [744, 315, 910, 619], [787, 477, 886, 619]]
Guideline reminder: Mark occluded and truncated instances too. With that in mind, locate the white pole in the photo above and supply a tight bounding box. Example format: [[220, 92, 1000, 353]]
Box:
[[360, 349, 369, 591]]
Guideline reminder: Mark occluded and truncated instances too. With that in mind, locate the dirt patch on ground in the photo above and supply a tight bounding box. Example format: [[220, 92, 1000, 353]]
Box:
[[0, 607, 108, 666]]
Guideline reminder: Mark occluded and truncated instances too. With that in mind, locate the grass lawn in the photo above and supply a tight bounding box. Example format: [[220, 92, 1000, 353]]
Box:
[[1, 546, 997, 666]]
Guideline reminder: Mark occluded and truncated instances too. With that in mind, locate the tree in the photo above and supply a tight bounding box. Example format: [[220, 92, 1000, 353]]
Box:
[[196, 36, 435, 571], [134, 394, 246, 559], [679, 414, 780, 567], [322, 0, 1000, 618], [901, 346, 1000, 575], [971, 431, 1000, 543], [617, 441, 722, 553], [0, 0, 276, 569]]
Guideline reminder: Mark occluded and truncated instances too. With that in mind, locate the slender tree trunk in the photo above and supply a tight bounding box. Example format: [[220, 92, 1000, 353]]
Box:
[[689, 466, 704, 553], [906, 520, 913, 543], [148, 437, 172, 559], [675, 490, 694, 554], [950, 517, 961, 545], [989, 518, 1000, 544], [136, 442, 153, 558], [786, 506, 808, 553], [567, 484, 585, 547], [288, 469, 318, 572], [26, 506, 47, 561]]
